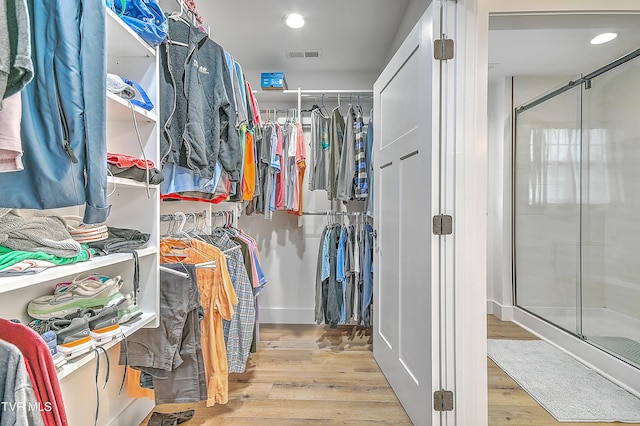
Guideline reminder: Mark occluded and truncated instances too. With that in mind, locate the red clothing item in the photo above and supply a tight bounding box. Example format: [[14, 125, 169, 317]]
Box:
[[0, 319, 68, 426], [107, 152, 156, 169], [246, 81, 261, 128]]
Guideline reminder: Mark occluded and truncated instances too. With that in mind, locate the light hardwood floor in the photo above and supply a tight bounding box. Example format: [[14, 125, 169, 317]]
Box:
[[139, 317, 640, 425]]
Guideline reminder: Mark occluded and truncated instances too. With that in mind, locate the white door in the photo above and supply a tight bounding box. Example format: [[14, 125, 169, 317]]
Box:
[[373, 2, 449, 425]]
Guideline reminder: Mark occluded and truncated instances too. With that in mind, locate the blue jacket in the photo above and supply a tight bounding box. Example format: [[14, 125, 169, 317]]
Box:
[[0, 0, 109, 224]]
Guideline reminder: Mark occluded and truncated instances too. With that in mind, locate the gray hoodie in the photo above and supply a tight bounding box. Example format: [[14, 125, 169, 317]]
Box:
[[2, 0, 33, 102], [160, 19, 241, 182]]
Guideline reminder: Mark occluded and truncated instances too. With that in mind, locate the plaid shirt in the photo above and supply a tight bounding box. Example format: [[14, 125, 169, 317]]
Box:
[[205, 231, 256, 373], [354, 107, 368, 199]]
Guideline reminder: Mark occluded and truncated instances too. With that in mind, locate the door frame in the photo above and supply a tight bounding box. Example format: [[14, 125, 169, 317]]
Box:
[[456, 0, 640, 424]]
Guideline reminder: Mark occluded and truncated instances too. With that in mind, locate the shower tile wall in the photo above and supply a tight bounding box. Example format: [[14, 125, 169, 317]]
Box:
[[514, 77, 583, 333], [582, 61, 640, 323]]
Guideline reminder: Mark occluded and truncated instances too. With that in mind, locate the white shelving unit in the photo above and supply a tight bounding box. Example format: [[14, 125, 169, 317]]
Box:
[[0, 7, 161, 425]]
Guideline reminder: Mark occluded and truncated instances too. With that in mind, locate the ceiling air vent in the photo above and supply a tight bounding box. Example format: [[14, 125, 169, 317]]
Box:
[[287, 49, 322, 59]]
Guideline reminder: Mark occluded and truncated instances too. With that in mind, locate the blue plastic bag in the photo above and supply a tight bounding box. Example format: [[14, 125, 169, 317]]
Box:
[[106, 0, 168, 47]]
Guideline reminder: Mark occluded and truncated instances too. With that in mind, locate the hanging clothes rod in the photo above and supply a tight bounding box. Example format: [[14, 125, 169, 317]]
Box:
[[259, 108, 292, 113], [160, 211, 206, 222], [280, 89, 373, 94], [160, 210, 236, 222], [302, 211, 365, 216]]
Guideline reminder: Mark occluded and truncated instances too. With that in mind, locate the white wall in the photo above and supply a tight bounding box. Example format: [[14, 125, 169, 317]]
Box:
[[385, 0, 430, 66], [486, 77, 512, 318], [234, 27, 384, 327], [237, 108, 369, 324]]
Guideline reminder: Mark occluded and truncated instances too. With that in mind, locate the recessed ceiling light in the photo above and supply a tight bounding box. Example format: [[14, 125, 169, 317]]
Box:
[[285, 13, 305, 29], [590, 32, 618, 45]]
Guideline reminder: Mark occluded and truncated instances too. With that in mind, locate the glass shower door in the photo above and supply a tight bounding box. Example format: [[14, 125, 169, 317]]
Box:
[[513, 86, 582, 334], [581, 56, 640, 366]]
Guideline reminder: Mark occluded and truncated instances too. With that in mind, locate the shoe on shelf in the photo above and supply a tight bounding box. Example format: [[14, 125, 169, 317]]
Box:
[[27, 275, 124, 320], [113, 293, 142, 325], [40, 330, 58, 356], [51, 316, 95, 359], [52, 274, 113, 295], [86, 305, 121, 344]]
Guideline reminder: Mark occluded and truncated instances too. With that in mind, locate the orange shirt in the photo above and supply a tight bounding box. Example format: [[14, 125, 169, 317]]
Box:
[[160, 238, 238, 406], [242, 128, 256, 201]]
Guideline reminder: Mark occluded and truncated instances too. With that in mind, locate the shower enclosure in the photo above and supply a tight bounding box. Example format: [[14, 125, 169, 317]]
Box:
[[514, 49, 640, 367]]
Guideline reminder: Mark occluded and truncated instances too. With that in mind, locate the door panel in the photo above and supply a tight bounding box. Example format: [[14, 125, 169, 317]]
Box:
[[373, 3, 439, 424], [380, 47, 421, 150], [378, 162, 400, 350], [399, 149, 430, 386]]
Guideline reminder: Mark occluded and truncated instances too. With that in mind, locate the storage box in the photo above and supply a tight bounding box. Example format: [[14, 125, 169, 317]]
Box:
[[261, 72, 288, 90]]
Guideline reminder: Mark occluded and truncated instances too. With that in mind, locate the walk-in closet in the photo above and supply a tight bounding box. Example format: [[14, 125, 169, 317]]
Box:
[[5, 0, 640, 425]]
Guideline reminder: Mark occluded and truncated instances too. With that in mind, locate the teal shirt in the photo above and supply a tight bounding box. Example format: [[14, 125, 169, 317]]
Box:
[[0, 245, 93, 271]]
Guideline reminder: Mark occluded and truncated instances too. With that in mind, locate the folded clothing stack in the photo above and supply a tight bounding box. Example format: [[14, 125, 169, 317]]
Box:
[[64, 216, 109, 243], [107, 152, 164, 185]]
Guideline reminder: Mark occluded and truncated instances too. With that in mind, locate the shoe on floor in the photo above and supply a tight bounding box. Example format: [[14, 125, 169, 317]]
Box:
[[148, 409, 194, 426], [27, 275, 123, 319]]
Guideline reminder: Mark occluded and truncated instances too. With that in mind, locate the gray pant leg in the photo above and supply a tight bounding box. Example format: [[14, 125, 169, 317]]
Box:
[[152, 308, 206, 404]]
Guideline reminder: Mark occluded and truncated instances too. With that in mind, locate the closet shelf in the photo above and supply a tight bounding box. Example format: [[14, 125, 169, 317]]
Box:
[[108, 176, 160, 190], [107, 92, 158, 123], [106, 8, 156, 58], [0, 247, 157, 294], [57, 311, 156, 381]]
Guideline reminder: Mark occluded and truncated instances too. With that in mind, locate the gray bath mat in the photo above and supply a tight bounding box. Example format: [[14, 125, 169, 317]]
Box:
[[488, 339, 640, 422]]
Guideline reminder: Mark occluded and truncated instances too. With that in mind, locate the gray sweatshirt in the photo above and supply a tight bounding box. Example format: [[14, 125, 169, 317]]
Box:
[[337, 105, 356, 201], [0, 340, 45, 426]]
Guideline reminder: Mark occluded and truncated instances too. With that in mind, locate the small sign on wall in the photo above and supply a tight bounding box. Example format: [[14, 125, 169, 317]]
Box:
[[261, 72, 288, 90]]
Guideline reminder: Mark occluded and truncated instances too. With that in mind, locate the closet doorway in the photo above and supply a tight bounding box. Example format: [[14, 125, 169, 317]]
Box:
[[484, 0, 640, 415]]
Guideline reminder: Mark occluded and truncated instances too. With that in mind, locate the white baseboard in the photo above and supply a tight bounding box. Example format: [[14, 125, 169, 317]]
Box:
[[259, 307, 316, 324], [487, 300, 514, 321], [107, 399, 154, 426]]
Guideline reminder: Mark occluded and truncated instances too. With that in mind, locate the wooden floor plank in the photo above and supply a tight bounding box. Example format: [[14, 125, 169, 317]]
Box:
[[140, 318, 640, 425]]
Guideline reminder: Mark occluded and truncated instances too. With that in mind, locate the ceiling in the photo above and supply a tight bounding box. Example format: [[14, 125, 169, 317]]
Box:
[[157, 3, 640, 92], [489, 14, 640, 83], [164, 0, 412, 75]]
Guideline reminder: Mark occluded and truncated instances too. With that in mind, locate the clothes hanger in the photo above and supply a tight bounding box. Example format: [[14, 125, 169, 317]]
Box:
[[186, 212, 207, 242], [332, 94, 342, 113], [162, 212, 219, 269], [321, 94, 329, 117], [167, 1, 193, 31]]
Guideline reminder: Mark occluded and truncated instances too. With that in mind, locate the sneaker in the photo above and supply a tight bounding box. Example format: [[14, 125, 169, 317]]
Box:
[[51, 316, 92, 348], [84, 305, 120, 333], [27, 275, 123, 320], [83, 305, 121, 344], [51, 316, 95, 359], [114, 293, 142, 324]]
